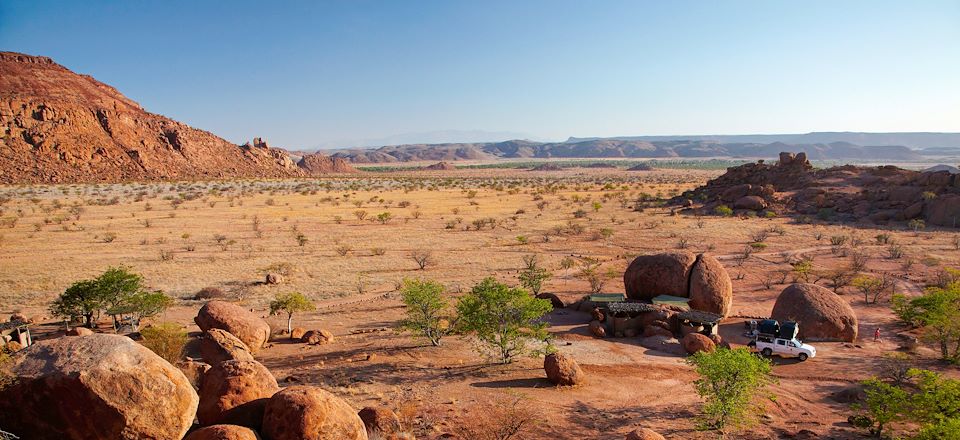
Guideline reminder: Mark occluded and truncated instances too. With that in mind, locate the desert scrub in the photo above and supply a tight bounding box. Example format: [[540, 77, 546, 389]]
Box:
[[140, 322, 188, 364]]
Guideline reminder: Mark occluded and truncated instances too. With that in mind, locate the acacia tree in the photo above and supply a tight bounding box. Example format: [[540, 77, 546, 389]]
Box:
[[398, 278, 453, 346], [456, 277, 552, 364], [50, 266, 163, 328], [269, 292, 315, 335], [687, 348, 774, 434]]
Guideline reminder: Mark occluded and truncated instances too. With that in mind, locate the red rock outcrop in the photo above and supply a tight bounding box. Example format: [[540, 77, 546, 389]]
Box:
[[674, 151, 960, 227], [0, 51, 349, 183]]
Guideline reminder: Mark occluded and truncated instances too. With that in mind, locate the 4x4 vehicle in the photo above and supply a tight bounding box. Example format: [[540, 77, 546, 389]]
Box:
[[747, 336, 816, 361]]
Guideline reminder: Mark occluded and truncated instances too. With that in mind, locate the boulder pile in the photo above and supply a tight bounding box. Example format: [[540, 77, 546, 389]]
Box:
[[195, 301, 271, 353], [623, 251, 733, 316], [673, 151, 960, 226]]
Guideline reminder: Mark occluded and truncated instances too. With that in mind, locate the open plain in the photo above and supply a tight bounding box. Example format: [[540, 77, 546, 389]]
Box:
[[2, 165, 957, 439]]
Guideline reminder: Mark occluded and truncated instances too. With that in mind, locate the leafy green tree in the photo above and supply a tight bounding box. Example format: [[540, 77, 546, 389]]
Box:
[[891, 284, 960, 362], [456, 277, 552, 364], [860, 377, 909, 438], [686, 348, 774, 434], [269, 292, 315, 335], [854, 368, 960, 439], [50, 279, 107, 328], [398, 278, 453, 346], [108, 290, 173, 322]]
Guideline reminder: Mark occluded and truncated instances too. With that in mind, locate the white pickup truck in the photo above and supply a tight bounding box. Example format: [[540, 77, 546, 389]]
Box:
[[748, 337, 816, 361]]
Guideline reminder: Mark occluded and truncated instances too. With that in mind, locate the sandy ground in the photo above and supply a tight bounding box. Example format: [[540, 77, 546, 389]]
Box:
[[3, 167, 959, 439]]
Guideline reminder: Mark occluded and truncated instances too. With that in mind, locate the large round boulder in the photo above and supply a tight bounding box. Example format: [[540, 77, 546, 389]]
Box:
[[262, 385, 367, 440], [682, 332, 717, 355], [198, 360, 280, 429], [358, 406, 403, 437], [624, 252, 733, 317], [624, 252, 697, 299], [544, 352, 585, 386], [200, 328, 256, 364], [185, 425, 262, 440], [771, 283, 859, 342], [0, 334, 198, 440], [302, 329, 335, 345], [195, 301, 271, 353], [688, 254, 733, 316]]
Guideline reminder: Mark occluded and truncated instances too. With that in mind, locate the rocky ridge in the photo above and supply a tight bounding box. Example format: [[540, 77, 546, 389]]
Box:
[[0, 51, 354, 183]]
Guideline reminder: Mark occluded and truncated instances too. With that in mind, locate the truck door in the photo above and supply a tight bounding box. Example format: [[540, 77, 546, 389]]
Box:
[[777, 339, 789, 355]]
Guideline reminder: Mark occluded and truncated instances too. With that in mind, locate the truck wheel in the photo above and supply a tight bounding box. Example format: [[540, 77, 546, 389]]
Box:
[[798, 353, 808, 361], [761, 348, 772, 357]]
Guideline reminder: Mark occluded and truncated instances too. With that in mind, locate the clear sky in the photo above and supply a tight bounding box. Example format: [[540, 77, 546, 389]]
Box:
[[1, 1, 958, 149]]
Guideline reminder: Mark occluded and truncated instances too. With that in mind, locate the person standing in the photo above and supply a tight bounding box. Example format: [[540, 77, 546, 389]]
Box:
[[874, 327, 882, 343]]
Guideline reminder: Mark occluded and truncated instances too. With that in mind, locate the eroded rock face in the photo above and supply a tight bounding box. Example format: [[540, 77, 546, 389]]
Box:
[[771, 283, 858, 342], [198, 360, 279, 429], [358, 406, 403, 437], [544, 352, 585, 386], [200, 328, 256, 364], [262, 385, 367, 440], [0, 334, 198, 440], [184, 425, 262, 440], [195, 301, 271, 353], [624, 252, 733, 317]]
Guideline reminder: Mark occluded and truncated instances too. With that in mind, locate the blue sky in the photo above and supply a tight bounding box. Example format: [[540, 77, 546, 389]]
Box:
[[1, 1, 958, 149]]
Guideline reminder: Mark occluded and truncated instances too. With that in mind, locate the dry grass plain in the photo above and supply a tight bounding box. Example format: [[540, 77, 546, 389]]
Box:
[[1, 166, 959, 439]]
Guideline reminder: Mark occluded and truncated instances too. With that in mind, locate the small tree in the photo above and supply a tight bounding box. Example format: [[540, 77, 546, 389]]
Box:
[[859, 377, 909, 438], [518, 255, 551, 295], [398, 278, 453, 346], [853, 273, 896, 304], [269, 292, 315, 335], [50, 279, 106, 328], [456, 278, 552, 364], [376, 212, 393, 224], [687, 348, 774, 434], [410, 250, 433, 270]]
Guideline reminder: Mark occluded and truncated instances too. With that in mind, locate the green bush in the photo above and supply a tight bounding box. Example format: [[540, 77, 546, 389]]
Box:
[[713, 205, 733, 217], [398, 279, 454, 346], [456, 277, 552, 364]]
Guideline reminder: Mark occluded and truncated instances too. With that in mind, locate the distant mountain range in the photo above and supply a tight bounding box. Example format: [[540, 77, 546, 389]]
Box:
[[329, 135, 960, 164]]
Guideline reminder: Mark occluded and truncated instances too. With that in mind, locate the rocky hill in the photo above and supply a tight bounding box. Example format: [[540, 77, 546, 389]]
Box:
[[0, 51, 353, 183], [329, 138, 931, 163], [672, 152, 960, 227]]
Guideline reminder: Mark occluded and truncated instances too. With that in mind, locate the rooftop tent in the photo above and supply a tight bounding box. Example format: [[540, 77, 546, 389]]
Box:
[[589, 293, 625, 303], [651, 294, 691, 310], [0, 320, 32, 348]]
